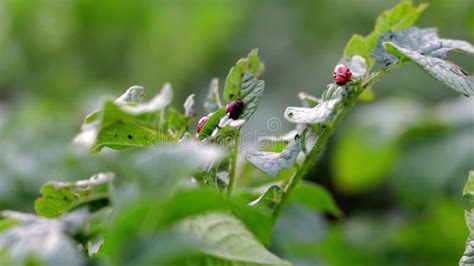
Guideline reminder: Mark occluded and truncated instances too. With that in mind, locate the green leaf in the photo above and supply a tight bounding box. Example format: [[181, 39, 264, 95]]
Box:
[[176, 212, 290, 266], [332, 99, 424, 193], [344, 34, 372, 67], [91, 101, 171, 152], [245, 132, 304, 177], [240, 74, 265, 121], [463, 171, 474, 205], [166, 107, 193, 135], [35, 172, 113, 218], [385, 42, 474, 96], [288, 182, 342, 217], [223, 49, 264, 103], [75, 84, 174, 152], [344, 2, 427, 69], [366, 2, 428, 52], [102, 188, 275, 264], [198, 107, 226, 140], [0, 219, 17, 233]]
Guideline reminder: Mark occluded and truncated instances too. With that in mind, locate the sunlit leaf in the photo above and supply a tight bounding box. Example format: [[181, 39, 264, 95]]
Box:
[[366, 2, 428, 52], [284, 99, 340, 125], [0, 211, 89, 266]]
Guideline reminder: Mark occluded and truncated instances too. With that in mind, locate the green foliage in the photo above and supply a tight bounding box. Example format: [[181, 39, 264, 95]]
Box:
[[288, 182, 342, 217], [177, 212, 290, 265], [223, 49, 265, 103], [1, 2, 473, 265], [35, 172, 113, 218]]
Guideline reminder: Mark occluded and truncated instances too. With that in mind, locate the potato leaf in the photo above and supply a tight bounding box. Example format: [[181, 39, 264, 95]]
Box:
[[245, 133, 303, 177], [176, 212, 290, 266], [35, 172, 114, 218], [385, 42, 474, 96], [288, 182, 342, 217], [223, 49, 264, 103]]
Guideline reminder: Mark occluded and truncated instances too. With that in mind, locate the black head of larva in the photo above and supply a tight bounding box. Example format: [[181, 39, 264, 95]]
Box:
[[226, 99, 244, 120]]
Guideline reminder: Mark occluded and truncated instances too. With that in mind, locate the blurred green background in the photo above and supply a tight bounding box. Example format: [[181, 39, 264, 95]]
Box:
[[0, 0, 472, 265]]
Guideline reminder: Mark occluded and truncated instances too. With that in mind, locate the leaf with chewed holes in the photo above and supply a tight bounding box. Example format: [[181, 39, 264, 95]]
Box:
[[385, 42, 474, 96], [35, 172, 114, 218]]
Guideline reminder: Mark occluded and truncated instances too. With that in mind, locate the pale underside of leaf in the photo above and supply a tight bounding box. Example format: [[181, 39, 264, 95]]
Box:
[[120, 83, 173, 114], [176, 212, 290, 266], [245, 134, 303, 177], [0, 211, 84, 266], [385, 42, 474, 96], [183, 94, 195, 117], [284, 98, 340, 124]]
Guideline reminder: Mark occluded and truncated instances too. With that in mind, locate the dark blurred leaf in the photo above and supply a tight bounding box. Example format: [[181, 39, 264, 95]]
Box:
[[223, 49, 264, 103], [176, 212, 290, 265], [288, 182, 342, 217], [344, 1, 427, 69], [101, 188, 275, 264], [0, 211, 88, 266], [35, 172, 113, 218], [332, 99, 423, 193]]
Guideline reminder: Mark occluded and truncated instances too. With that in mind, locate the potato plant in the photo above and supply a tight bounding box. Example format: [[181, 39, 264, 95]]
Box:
[[0, 2, 473, 265]]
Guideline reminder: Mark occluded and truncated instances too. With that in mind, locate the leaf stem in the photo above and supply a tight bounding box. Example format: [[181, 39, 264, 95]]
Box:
[[227, 130, 240, 195], [272, 67, 395, 222]]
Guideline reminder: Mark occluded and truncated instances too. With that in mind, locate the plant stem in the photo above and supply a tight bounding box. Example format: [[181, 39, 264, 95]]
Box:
[[272, 67, 395, 222], [227, 130, 240, 195]]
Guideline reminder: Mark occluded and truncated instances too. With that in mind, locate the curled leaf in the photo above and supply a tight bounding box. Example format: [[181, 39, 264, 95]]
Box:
[[284, 99, 340, 125], [183, 94, 195, 117], [245, 133, 303, 177], [385, 42, 474, 96], [120, 83, 173, 114]]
